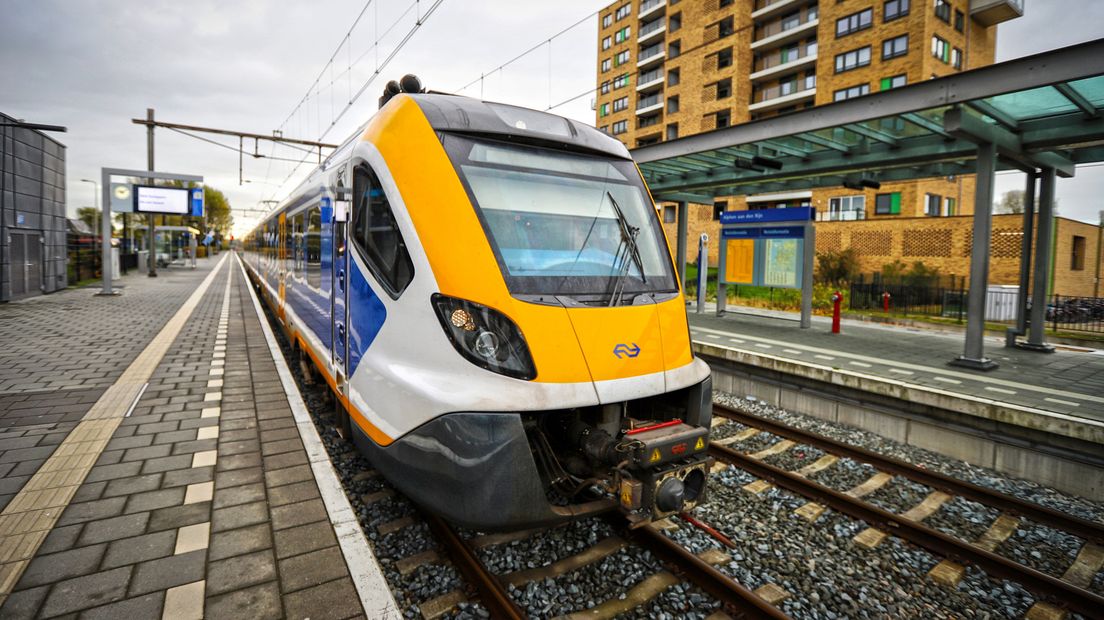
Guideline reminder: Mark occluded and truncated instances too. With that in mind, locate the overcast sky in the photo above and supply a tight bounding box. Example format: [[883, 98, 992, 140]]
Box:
[[2, 0, 1102, 235]]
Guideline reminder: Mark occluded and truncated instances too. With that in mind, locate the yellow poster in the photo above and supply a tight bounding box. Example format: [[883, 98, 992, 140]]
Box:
[[725, 239, 755, 284]]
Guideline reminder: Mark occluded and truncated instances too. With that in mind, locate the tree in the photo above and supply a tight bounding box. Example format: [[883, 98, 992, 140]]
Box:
[[996, 189, 1025, 214], [76, 207, 100, 232], [816, 248, 860, 285], [204, 186, 233, 237]]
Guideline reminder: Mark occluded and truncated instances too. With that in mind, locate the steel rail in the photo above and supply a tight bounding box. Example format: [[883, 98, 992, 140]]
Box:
[[713, 404, 1104, 545], [708, 443, 1104, 618], [423, 514, 526, 620], [613, 517, 791, 620]]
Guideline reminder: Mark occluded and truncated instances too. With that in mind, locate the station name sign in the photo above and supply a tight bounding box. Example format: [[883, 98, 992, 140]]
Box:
[[719, 206, 815, 225]]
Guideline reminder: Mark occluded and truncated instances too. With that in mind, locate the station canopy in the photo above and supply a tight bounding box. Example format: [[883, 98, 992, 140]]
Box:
[[633, 39, 1104, 202]]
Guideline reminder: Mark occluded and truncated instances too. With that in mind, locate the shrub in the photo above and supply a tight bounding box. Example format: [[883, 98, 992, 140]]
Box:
[[816, 248, 859, 285]]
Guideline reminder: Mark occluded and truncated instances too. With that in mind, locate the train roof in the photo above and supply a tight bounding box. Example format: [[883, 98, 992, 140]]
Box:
[[408, 93, 632, 161]]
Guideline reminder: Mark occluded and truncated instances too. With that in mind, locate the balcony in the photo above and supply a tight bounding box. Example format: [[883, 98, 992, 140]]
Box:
[[751, 50, 817, 82], [636, 68, 664, 93], [638, 17, 666, 44], [636, 94, 663, 115], [637, 44, 665, 69], [751, 16, 818, 51], [639, 0, 666, 20], [752, 0, 802, 21], [970, 0, 1024, 25], [749, 78, 816, 113]]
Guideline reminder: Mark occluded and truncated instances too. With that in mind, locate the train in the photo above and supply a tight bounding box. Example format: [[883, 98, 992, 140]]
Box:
[[241, 76, 714, 530]]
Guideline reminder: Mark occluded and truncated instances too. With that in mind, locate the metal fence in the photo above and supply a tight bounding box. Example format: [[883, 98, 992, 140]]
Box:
[[66, 232, 100, 284], [1045, 295, 1104, 334]]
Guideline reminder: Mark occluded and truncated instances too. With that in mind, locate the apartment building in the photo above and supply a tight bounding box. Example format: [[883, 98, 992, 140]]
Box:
[[595, 0, 1023, 268]]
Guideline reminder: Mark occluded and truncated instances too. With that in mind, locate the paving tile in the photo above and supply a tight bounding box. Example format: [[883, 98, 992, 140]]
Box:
[[148, 501, 212, 532], [207, 521, 273, 562], [283, 576, 362, 620], [141, 453, 194, 474], [37, 566, 132, 617], [56, 496, 127, 526], [163, 580, 204, 620], [102, 530, 178, 569], [268, 479, 321, 507], [37, 523, 83, 555], [204, 581, 283, 620], [174, 521, 211, 555], [104, 473, 164, 498], [278, 546, 349, 592], [81, 592, 165, 619], [264, 464, 314, 488], [125, 487, 185, 513], [16, 543, 106, 589], [77, 512, 150, 546], [71, 479, 107, 503], [216, 452, 261, 471], [212, 481, 266, 509], [262, 450, 308, 471], [211, 500, 269, 533], [121, 443, 172, 462], [206, 549, 277, 596], [84, 461, 143, 483], [274, 521, 338, 560], [214, 466, 262, 489], [128, 548, 206, 596], [270, 498, 329, 531], [162, 465, 214, 489], [0, 584, 48, 620]]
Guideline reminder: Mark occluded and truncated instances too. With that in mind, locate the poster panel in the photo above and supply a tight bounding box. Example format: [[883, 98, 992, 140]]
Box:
[[762, 238, 801, 288], [725, 239, 755, 284]]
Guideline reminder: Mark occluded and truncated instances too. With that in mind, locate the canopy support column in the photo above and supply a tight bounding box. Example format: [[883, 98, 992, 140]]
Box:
[[676, 200, 688, 295], [951, 142, 998, 370], [1006, 172, 1036, 347], [1022, 167, 1057, 352]]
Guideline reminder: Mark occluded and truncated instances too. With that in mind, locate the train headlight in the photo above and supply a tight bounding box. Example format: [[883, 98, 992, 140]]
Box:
[[432, 294, 537, 380]]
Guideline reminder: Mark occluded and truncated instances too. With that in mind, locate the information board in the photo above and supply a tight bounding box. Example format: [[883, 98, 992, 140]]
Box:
[[135, 186, 189, 215], [762, 238, 801, 288], [725, 239, 755, 285]]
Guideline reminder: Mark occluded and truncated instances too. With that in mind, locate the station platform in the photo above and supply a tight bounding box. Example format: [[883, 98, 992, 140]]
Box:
[[0, 254, 395, 619], [688, 306, 1104, 498]]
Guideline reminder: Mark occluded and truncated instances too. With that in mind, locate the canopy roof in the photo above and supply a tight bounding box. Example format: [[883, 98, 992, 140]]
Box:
[[633, 39, 1104, 201]]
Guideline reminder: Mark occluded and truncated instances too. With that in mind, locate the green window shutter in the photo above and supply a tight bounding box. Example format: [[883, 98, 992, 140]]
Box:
[[624, 73, 631, 86], [880, 77, 891, 90], [890, 192, 901, 214], [943, 46, 950, 62], [600, 104, 609, 117], [780, 48, 789, 63]]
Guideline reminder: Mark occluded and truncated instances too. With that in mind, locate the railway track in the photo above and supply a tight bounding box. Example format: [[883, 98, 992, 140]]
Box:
[[709, 403, 1104, 619]]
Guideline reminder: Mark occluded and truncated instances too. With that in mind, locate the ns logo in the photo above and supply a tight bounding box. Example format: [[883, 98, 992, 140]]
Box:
[[612, 343, 641, 359]]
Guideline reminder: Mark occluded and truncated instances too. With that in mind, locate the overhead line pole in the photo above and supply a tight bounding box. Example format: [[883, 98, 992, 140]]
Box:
[[129, 117, 338, 149], [147, 109, 157, 277]]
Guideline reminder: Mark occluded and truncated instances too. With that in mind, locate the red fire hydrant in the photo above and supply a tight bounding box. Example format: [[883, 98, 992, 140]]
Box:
[[882, 291, 891, 313], [831, 291, 843, 334]]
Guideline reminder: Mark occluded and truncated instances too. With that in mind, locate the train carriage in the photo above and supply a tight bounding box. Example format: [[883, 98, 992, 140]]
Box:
[[242, 79, 713, 529]]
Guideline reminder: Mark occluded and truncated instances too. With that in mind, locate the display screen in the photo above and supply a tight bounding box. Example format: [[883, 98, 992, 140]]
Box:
[[135, 186, 189, 214]]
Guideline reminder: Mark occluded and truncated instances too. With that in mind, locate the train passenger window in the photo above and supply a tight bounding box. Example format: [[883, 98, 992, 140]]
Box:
[[351, 164, 414, 298], [306, 207, 322, 288], [294, 213, 304, 275]]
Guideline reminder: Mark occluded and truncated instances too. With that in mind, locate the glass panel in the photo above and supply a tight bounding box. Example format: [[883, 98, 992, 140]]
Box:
[[1066, 76, 1104, 108], [984, 85, 1078, 121]]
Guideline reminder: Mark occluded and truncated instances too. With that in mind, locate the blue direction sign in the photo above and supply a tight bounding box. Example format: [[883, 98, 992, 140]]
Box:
[[190, 188, 205, 217], [721, 225, 804, 239], [719, 206, 815, 225]]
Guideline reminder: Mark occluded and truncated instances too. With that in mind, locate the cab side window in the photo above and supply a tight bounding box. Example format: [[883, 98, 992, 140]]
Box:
[[351, 164, 414, 298]]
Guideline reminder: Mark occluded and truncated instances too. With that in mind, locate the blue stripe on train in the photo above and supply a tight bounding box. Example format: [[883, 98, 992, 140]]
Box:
[[347, 258, 387, 376]]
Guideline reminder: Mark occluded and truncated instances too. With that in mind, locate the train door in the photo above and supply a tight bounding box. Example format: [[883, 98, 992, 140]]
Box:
[[330, 190, 350, 384], [277, 213, 287, 309]]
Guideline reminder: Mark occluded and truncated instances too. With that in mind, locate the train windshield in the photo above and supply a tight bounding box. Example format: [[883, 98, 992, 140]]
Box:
[[444, 134, 677, 301]]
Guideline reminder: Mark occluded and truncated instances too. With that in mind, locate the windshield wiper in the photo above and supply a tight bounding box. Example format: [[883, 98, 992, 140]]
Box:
[[605, 191, 646, 307]]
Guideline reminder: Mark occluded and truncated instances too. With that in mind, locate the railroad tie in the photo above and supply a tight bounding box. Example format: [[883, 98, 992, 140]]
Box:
[[1024, 543, 1104, 620], [928, 513, 1020, 587], [377, 515, 417, 537], [352, 469, 381, 482], [710, 416, 727, 428], [753, 582, 792, 606], [361, 489, 395, 504], [795, 470, 892, 523], [854, 491, 951, 550], [395, 549, 443, 577], [418, 590, 468, 620], [504, 536, 626, 587], [740, 440, 799, 495], [469, 525, 551, 549], [712, 428, 760, 447]]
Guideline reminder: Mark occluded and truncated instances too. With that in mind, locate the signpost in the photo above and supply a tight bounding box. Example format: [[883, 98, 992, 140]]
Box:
[[716, 206, 816, 328]]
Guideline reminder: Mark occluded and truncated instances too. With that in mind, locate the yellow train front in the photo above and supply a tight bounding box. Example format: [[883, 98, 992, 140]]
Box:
[[243, 86, 713, 530]]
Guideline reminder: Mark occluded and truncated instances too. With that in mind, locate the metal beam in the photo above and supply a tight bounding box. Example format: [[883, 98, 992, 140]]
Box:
[[966, 100, 1020, 131], [944, 107, 1075, 176], [843, 123, 900, 147], [1024, 168, 1058, 352], [951, 141, 998, 370], [794, 132, 851, 153], [900, 112, 953, 138], [761, 140, 811, 158], [632, 38, 1104, 164], [653, 192, 716, 204], [130, 117, 338, 149], [1054, 82, 1099, 118]]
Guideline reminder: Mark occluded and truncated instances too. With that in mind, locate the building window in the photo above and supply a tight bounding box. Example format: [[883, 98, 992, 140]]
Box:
[[600, 81, 611, 95], [880, 74, 907, 90], [612, 97, 628, 112], [615, 3, 631, 20], [828, 196, 866, 221], [668, 68, 680, 86], [613, 73, 630, 89], [612, 120, 628, 134], [875, 192, 902, 215], [944, 197, 956, 216], [932, 36, 950, 63], [638, 114, 660, 129], [666, 123, 678, 141], [1072, 235, 1087, 270], [716, 78, 732, 99], [663, 205, 677, 223], [712, 201, 728, 221], [599, 103, 609, 117], [602, 13, 612, 28], [934, 0, 951, 23], [668, 40, 681, 59], [599, 125, 609, 134], [834, 46, 872, 73], [614, 50, 631, 66], [925, 193, 942, 216], [614, 26, 631, 43], [836, 8, 873, 38], [833, 83, 870, 101], [602, 36, 611, 50], [718, 16, 735, 38], [718, 48, 733, 69], [952, 47, 963, 69], [352, 164, 414, 298], [716, 109, 731, 128], [884, 0, 910, 21], [669, 12, 682, 33], [954, 9, 965, 31], [720, 0, 734, 7], [882, 34, 909, 60], [602, 58, 612, 72], [667, 95, 680, 113]]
